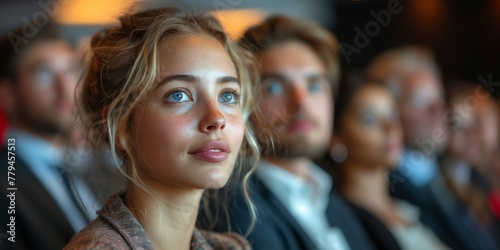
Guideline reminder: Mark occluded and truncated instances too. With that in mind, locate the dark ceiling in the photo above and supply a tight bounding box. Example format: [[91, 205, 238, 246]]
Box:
[[334, 0, 500, 85]]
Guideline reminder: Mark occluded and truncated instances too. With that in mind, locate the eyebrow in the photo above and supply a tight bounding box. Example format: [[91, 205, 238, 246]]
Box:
[[261, 74, 288, 82], [155, 74, 240, 89], [306, 74, 329, 82], [27, 59, 57, 72]]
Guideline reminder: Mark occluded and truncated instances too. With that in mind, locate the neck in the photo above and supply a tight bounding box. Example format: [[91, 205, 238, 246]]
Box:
[[340, 161, 392, 212], [406, 146, 435, 160], [12, 123, 64, 147], [125, 183, 204, 250], [265, 156, 311, 180]]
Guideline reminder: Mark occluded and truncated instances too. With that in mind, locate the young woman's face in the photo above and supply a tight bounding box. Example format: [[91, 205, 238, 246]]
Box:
[[130, 35, 245, 190], [337, 84, 403, 169]]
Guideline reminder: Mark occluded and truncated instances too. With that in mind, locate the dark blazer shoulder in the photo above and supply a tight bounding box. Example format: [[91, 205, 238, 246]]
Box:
[[0, 148, 74, 250], [342, 198, 402, 250], [326, 191, 376, 250], [199, 175, 316, 250]]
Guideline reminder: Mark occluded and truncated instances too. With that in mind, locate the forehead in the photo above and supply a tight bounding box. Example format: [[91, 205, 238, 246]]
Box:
[[157, 35, 236, 77], [18, 40, 74, 68], [350, 84, 393, 111], [256, 41, 325, 77], [403, 69, 441, 94]]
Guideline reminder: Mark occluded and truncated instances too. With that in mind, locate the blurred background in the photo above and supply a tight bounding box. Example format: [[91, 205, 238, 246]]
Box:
[[1, 0, 499, 81]]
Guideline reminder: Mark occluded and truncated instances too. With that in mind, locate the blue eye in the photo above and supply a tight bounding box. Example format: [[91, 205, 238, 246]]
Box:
[[308, 82, 322, 94], [219, 90, 240, 104], [362, 112, 378, 126], [266, 82, 284, 96], [33, 68, 55, 88], [166, 91, 191, 103]]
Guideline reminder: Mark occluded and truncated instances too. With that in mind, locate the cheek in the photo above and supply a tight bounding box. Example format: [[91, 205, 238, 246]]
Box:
[[357, 130, 382, 149], [260, 96, 287, 119], [344, 128, 382, 156], [449, 134, 460, 148], [132, 109, 194, 165], [20, 86, 50, 108], [393, 126, 404, 142], [226, 115, 245, 148], [400, 110, 414, 123], [316, 96, 333, 128], [484, 123, 498, 146]]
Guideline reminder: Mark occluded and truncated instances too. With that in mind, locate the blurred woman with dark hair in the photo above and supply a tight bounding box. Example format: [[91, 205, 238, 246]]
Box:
[[326, 75, 448, 250]]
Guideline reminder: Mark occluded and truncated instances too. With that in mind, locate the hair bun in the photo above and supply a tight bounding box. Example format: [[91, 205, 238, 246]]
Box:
[[90, 28, 112, 48]]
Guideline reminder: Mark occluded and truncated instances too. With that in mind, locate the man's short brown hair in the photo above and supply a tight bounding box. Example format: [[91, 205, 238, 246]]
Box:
[[0, 21, 62, 81], [239, 15, 340, 90]]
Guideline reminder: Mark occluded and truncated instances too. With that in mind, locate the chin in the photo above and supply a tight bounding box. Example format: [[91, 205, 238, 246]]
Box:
[[199, 169, 231, 189], [385, 157, 401, 169]]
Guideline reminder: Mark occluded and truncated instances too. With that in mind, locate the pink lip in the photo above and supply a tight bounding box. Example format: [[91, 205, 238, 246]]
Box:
[[287, 120, 314, 132], [386, 141, 401, 152], [188, 141, 230, 163], [58, 101, 73, 112]]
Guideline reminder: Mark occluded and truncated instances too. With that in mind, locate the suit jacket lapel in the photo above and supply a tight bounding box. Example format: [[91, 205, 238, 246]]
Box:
[[1, 152, 75, 249], [252, 177, 319, 249]]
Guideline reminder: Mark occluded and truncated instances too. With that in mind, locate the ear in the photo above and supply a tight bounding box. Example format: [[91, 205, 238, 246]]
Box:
[[102, 105, 126, 151], [0, 79, 17, 118]]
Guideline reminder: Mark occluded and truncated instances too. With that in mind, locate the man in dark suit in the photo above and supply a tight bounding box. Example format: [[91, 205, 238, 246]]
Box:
[[0, 22, 96, 249], [199, 15, 375, 250]]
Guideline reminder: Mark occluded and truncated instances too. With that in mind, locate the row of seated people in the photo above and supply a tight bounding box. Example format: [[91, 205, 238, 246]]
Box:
[[1, 7, 500, 250]]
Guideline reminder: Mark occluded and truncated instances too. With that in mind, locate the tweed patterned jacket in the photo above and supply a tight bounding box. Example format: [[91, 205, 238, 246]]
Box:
[[64, 194, 251, 250]]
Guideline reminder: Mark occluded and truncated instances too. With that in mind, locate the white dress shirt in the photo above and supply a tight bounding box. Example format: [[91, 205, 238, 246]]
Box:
[[8, 129, 99, 232], [256, 160, 351, 250], [391, 200, 449, 250], [445, 160, 471, 187], [399, 148, 439, 187]]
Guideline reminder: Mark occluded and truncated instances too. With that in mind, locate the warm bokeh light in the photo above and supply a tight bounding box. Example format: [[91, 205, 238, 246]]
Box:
[[211, 9, 267, 40], [406, 0, 448, 40], [56, 0, 266, 40], [56, 0, 133, 25], [410, 0, 444, 25], [491, 0, 500, 26]]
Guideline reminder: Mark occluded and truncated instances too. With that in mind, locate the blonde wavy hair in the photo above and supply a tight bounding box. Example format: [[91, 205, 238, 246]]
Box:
[[79, 7, 261, 227]]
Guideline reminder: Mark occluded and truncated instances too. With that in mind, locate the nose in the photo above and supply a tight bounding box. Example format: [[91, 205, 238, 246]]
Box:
[[428, 100, 445, 117], [199, 100, 226, 133], [383, 118, 401, 134], [289, 85, 308, 111], [54, 72, 76, 100]]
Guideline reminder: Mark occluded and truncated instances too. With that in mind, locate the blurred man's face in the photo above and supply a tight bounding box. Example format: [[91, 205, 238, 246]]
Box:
[[472, 97, 499, 168], [447, 104, 479, 163], [11, 40, 78, 136], [398, 69, 447, 154], [256, 41, 333, 159]]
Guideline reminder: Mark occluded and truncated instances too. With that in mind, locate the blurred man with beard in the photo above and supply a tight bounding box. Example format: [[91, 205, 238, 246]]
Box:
[[199, 15, 375, 250], [0, 22, 97, 249]]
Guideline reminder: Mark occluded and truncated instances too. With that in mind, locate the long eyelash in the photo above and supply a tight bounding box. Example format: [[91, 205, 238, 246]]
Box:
[[166, 88, 191, 98], [163, 88, 193, 104], [168, 87, 187, 94], [223, 88, 241, 102]]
